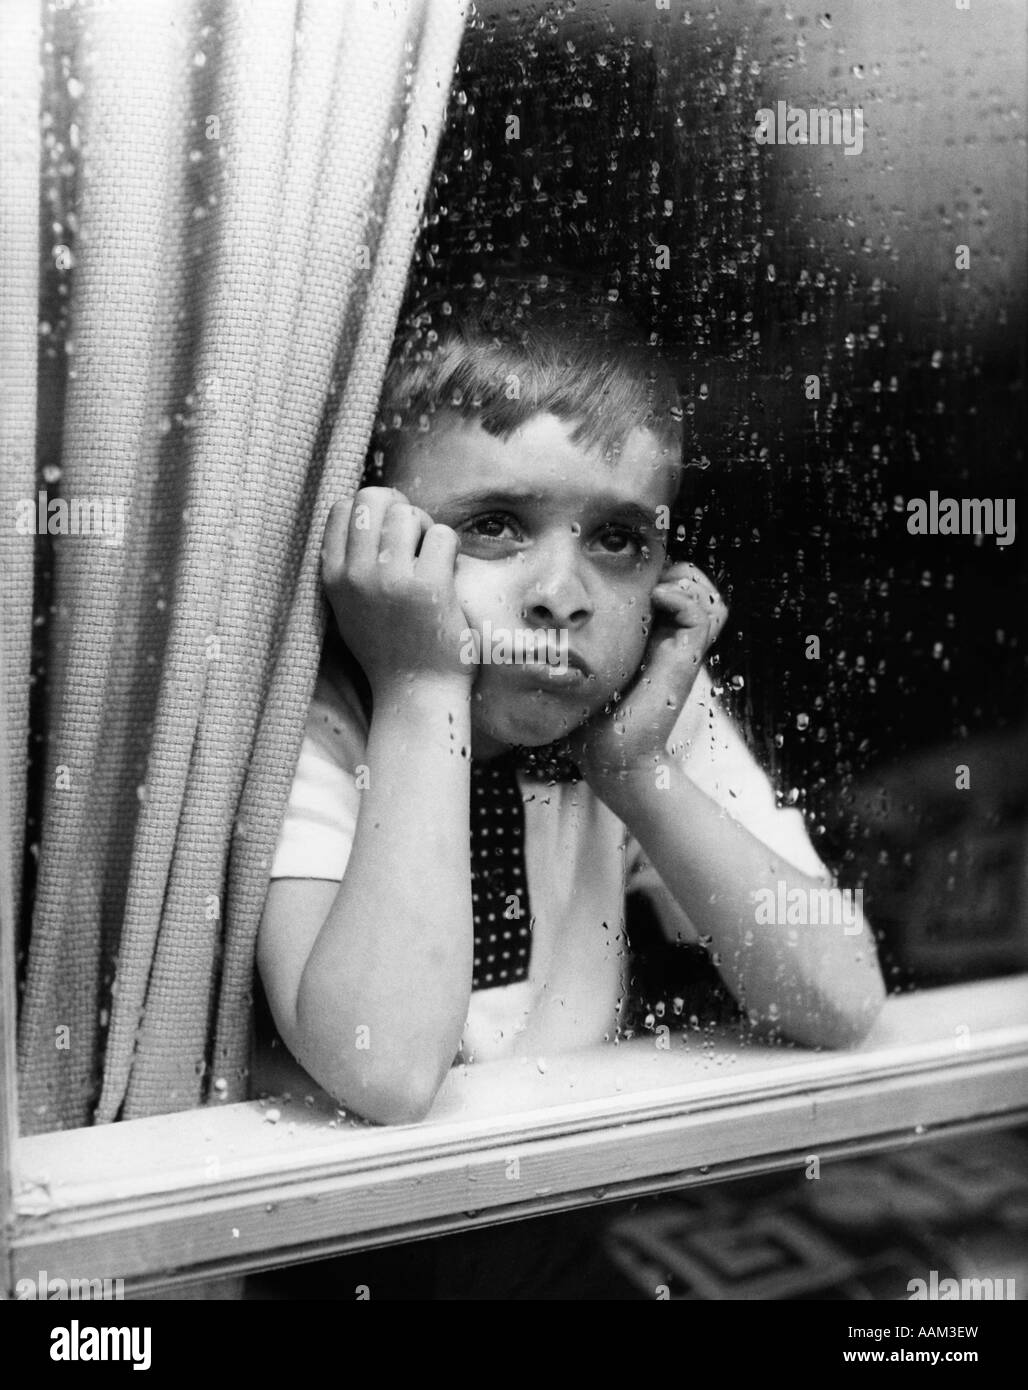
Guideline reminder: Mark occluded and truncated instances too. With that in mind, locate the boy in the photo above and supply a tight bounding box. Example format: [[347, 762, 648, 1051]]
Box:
[[258, 269, 886, 1125]]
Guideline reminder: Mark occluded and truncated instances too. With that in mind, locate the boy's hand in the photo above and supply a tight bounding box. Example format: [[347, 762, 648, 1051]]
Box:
[[570, 562, 727, 783], [321, 488, 473, 699]]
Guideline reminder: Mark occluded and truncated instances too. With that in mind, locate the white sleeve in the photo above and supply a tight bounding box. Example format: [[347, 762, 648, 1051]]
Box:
[[626, 663, 833, 942], [268, 671, 368, 882]]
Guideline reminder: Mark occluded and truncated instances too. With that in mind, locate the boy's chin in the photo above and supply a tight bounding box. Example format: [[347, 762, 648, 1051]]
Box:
[[470, 695, 595, 757]]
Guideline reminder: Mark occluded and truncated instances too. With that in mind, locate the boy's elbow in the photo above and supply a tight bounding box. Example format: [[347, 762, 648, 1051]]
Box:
[[291, 985, 451, 1126], [346, 1074, 442, 1126], [816, 973, 888, 1049], [305, 1048, 447, 1126], [769, 965, 887, 1052], [807, 914, 889, 1049]]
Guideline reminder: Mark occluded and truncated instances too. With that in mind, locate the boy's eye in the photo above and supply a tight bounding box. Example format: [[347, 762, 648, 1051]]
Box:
[[463, 512, 522, 543], [594, 524, 648, 558]]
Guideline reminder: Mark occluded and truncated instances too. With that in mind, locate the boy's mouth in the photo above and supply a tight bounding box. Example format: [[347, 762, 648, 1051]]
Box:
[[534, 663, 589, 687], [519, 649, 592, 683]]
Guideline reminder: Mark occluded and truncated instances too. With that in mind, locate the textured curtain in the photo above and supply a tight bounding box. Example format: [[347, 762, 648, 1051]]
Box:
[[3, 0, 465, 1134]]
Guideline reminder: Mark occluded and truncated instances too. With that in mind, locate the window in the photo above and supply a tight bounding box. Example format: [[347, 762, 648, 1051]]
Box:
[[2, 0, 1025, 1297]]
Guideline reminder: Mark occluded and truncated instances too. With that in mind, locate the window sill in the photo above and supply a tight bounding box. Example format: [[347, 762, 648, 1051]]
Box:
[[9, 975, 1028, 1295]]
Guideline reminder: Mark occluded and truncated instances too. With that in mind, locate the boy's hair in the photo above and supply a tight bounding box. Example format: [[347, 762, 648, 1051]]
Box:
[[367, 264, 684, 477]]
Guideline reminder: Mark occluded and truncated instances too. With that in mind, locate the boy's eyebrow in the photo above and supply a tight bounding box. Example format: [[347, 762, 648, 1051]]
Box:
[[440, 489, 665, 528]]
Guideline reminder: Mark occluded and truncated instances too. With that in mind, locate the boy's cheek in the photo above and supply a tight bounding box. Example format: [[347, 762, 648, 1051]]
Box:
[[584, 622, 646, 699], [621, 589, 656, 649], [454, 561, 523, 629], [603, 607, 654, 686], [617, 631, 650, 687]]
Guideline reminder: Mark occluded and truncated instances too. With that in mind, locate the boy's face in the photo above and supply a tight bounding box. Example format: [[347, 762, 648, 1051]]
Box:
[[387, 411, 681, 757]]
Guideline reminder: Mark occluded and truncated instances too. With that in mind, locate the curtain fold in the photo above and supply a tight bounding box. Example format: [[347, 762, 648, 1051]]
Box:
[[7, 0, 465, 1134]]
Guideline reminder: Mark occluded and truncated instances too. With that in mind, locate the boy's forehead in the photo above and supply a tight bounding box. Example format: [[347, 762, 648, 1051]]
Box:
[[388, 411, 680, 511]]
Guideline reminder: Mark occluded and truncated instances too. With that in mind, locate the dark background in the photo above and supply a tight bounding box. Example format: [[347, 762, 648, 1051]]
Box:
[[393, 3, 1028, 992]]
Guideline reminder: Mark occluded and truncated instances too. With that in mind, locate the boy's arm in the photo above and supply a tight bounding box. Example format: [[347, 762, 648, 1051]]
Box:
[[258, 490, 476, 1125], [592, 762, 885, 1048], [573, 563, 886, 1049], [259, 677, 473, 1125]]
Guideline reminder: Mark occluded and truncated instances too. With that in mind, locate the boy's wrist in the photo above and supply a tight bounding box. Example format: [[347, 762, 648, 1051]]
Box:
[[371, 669, 474, 713], [582, 752, 668, 809]]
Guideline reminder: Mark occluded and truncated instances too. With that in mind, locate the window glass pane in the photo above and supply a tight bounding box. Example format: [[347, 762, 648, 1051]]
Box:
[[22, 0, 1027, 1161]]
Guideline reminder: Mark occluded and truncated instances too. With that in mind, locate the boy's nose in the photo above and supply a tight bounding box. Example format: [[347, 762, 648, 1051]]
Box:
[[521, 555, 593, 630]]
